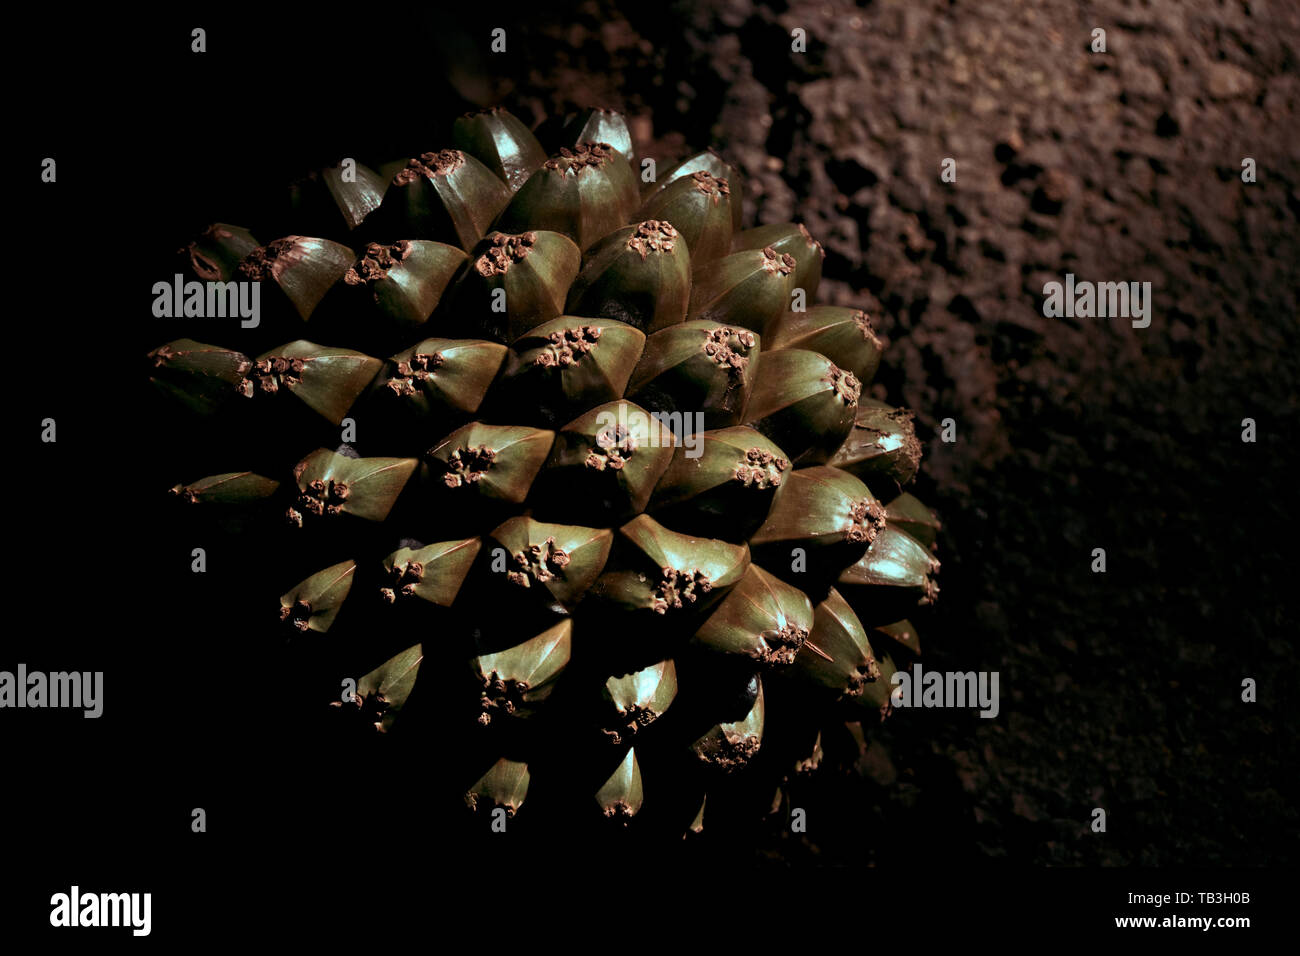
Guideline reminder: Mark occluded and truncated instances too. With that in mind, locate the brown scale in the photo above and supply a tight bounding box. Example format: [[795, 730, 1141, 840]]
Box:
[[379, 560, 425, 604], [844, 657, 883, 697], [285, 478, 350, 527], [732, 447, 790, 488], [238, 355, 307, 398], [505, 537, 571, 588], [626, 219, 678, 259], [150, 344, 178, 367], [392, 149, 464, 186], [846, 497, 888, 544], [602, 802, 636, 823], [826, 364, 862, 404], [477, 672, 530, 726], [475, 231, 536, 277], [442, 445, 497, 489], [385, 351, 445, 397], [701, 327, 755, 375], [585, 424, 637, 472], [237, 237, 302, 281], [169, 485, 201, 505], [543, 142, 615, 172], [602, 705, 658, 745], [691, 171, 730, 200], [760, 245, 796, 276], [535, 325, 602, 368], [343, 240, 413, 286], [181, 224, 239, 281], [651, 567, 713, 614], [279, 598, 313, 632], [851, 309, 882, 347], [797, 222, 825, 259], [698, 732, 761, 771], [753, 623, 811, 666]]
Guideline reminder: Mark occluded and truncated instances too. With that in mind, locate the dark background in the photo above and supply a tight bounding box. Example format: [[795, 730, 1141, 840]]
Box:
[[8, 0, 1298, 934]]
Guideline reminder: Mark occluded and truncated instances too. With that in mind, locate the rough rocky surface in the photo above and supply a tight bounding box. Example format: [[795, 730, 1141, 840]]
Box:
[[477, 0, 1300, 865]]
